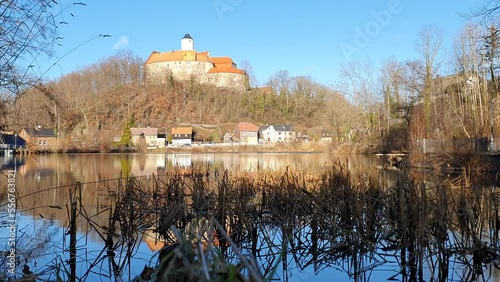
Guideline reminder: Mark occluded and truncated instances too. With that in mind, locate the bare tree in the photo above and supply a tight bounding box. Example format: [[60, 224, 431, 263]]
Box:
[[96, 50, 143, 87], [338, 59, 381, 140], [324, 88, 357, 143], [469, 0, 500, 24], [268, 70, 293, 117], [415, 25, 444, 136], [0, 0, 85, 130], [452, 23, 483, 75], [484, 25, 500, 91], [50, 51, 142, 137], [380, 57, 405, 132], [239, 60, 257, 88]]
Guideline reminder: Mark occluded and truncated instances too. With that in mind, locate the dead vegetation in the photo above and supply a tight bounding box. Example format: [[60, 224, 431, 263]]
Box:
[[3, 164, 500, 281]]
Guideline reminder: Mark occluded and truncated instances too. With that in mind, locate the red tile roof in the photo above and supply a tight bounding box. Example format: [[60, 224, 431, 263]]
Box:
[[207, 67, 246, 75], [236, 122, 259, 132], [171, 127, 192, 135], [144, 50, 212, 64], [195, 51, 211, 62], [211, 57, 234, 64]]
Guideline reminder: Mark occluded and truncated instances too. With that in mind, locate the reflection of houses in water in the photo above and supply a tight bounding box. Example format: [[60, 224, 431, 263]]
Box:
[[218, 154, 263, 172], [191, 154, 215, 166], [130, 155, 160, 176], [258, 154, 287, 170], [16, 156, 56, 180], [156, 154, 166, 169], [165, 154, 216, 170], [112, 154, 167, 177], [169, 154, 192, 168], [218, 154, 288, 172], [239, 154, 261, 171], [0, 155, 24, 171]]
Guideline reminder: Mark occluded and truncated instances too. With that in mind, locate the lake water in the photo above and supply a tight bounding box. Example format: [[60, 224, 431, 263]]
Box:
[[1, 153, 499, 281]]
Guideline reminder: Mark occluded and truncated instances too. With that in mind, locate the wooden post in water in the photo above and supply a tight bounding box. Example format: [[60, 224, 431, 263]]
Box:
[[68, 182, 81, 282]]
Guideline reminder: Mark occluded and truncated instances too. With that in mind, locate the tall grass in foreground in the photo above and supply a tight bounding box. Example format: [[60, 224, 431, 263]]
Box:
[[2, 163, 500, 281]]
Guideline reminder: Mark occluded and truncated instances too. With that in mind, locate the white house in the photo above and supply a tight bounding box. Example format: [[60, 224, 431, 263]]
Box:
[[171, 127, 193, 146], [259, 125, 296, 143]]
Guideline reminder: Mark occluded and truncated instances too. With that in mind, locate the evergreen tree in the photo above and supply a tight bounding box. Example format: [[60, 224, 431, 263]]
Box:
[[120, 115, 135, 147]]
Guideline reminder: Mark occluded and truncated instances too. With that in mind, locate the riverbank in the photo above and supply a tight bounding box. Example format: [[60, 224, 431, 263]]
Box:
[[148, 142, 329, 154], [56, 142, 333, 154], [409, 152, 500, 173]]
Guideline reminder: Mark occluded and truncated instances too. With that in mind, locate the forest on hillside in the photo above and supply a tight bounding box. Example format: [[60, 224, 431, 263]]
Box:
[[1, 1, 500, 153], [6, 60, 357, 148]]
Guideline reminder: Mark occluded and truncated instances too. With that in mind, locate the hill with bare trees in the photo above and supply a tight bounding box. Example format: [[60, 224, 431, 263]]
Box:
[[5, 52, 356, 150]]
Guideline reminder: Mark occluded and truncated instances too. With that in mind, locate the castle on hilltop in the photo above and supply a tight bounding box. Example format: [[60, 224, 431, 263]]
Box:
[[144, 34, 248, 90]]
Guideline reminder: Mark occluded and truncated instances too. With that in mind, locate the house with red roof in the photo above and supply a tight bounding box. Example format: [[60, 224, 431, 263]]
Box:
[[144, 34, 248, 90], [235, 122, 259, 145]]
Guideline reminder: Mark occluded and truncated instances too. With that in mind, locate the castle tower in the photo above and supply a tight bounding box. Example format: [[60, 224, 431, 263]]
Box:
[[181, 34, 194, 51]]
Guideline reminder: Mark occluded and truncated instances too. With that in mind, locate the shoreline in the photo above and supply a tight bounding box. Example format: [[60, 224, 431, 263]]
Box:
[[27, 142, 334, 155]]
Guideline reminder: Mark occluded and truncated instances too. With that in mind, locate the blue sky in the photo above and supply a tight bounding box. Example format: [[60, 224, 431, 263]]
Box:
[[36, 0, 482, 86]]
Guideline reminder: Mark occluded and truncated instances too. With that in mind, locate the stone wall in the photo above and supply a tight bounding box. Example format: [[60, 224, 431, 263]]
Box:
[[145, 61, 213, 84], [145, 61, 247, 90], [206, 72, 247, 90]]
